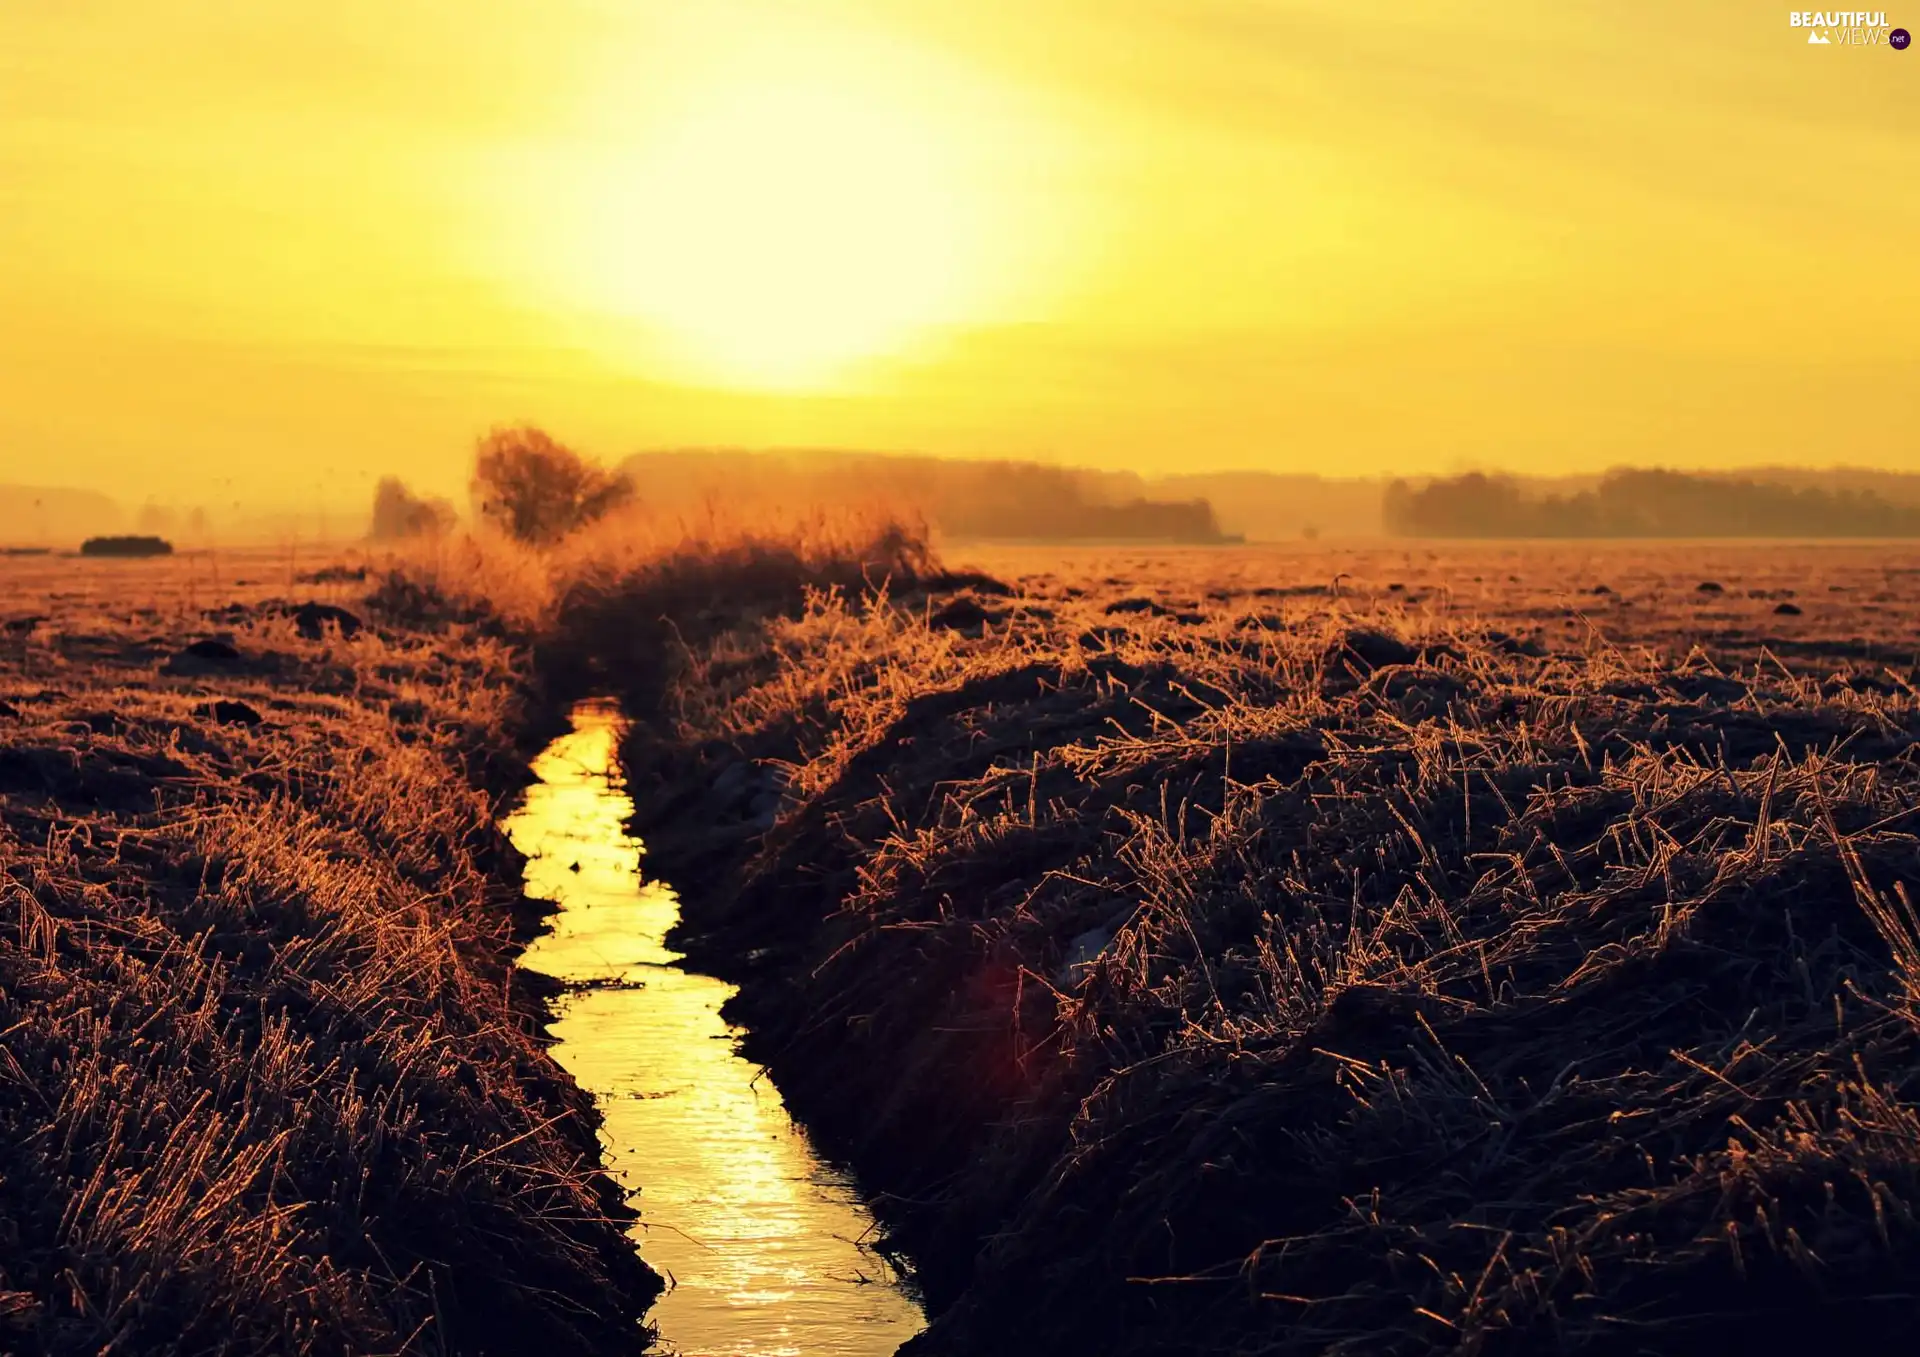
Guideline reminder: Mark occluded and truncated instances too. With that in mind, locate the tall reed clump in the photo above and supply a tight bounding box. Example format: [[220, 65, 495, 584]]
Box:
[[366, 496, 940, 716], [539, 506, 937, 713]]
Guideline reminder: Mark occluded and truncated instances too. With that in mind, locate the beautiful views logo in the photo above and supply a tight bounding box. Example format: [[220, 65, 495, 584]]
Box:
[[1788, 10, 1910, 44]]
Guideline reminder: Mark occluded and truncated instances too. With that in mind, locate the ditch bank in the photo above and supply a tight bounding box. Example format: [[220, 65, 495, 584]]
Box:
[[0, 589, 659, 1357], [595, 579, 1920, 1357]]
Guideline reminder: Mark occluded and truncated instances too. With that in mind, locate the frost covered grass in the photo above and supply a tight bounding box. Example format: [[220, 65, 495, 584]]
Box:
[[620, 541, 1920, 1355], [0, 550, 656, 1355]]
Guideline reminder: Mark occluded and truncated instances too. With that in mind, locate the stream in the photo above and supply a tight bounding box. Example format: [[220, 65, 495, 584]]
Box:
[[503, 701, 926, 1356]]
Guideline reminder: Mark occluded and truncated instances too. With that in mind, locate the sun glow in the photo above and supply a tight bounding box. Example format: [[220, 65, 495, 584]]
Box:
[[517, 40, 1031, 393]]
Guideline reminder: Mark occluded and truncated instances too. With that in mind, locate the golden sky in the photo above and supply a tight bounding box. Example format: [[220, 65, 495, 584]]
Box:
[[2, 1, 1915, 507]]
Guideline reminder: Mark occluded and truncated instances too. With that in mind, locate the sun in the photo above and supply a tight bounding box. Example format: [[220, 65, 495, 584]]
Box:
[[556, 72, 995, 391]]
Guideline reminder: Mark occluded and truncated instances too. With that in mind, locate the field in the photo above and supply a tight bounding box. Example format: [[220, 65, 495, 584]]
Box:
[[612, 540, 1920, 1355], [7, 537, 1920, 1354], [0, 548, 657, 1355]]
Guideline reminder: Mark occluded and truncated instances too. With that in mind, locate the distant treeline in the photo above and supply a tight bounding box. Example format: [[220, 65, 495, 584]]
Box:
[[27, 459, 1920, 551], [1385, 469, 1920, 538], [619, 449, 1234, 544]]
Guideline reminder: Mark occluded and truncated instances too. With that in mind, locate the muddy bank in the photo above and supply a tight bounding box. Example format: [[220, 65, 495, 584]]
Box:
[[609, 569, 1920, 1355]]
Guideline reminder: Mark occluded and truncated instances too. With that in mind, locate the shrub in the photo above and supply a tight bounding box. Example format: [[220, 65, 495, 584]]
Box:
[[368, 477, 456, 540], [470, 427, 633, 547]]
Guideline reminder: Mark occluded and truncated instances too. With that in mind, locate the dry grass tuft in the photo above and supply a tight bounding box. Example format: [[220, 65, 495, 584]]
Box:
[[365, 503, 938, 724]]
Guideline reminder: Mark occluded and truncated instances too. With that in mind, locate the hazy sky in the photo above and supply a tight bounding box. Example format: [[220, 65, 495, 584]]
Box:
[[2, 1, 1915, 506]]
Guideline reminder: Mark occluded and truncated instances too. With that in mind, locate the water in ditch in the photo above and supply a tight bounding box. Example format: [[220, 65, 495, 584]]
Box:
[[503, 700, 925, 1356]]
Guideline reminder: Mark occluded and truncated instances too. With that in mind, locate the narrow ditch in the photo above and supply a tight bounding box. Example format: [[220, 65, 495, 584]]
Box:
[[502, 699, 926, 1356]]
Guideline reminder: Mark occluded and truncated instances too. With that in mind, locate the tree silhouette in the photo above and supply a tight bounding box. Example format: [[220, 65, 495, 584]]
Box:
[[469, 426, 633, 546], [369, 477, 455, 540]]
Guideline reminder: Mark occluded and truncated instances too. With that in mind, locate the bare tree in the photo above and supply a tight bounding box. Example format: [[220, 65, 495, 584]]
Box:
[[469, 426, 633, 546]]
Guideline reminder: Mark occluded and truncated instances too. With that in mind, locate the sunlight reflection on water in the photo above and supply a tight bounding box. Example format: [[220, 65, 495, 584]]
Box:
[[504, 701, 924, 1357]]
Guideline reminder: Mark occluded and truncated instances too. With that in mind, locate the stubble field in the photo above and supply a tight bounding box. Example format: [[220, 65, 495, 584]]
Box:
[[0, 547, 657, 1356], [6, 537, 1920, 1355], [622, 540, 1920, 1355]]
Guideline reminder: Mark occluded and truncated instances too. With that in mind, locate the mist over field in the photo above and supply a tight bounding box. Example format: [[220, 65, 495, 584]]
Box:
[[21, 456, 1920, 553]]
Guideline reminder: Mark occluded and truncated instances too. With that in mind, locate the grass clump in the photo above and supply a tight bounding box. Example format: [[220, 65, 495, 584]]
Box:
[[538, 514, 935, 711], [368, 498, 938, 716]]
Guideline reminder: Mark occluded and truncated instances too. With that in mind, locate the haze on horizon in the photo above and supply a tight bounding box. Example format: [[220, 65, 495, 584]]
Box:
[[2, 0, 1915, 508]]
